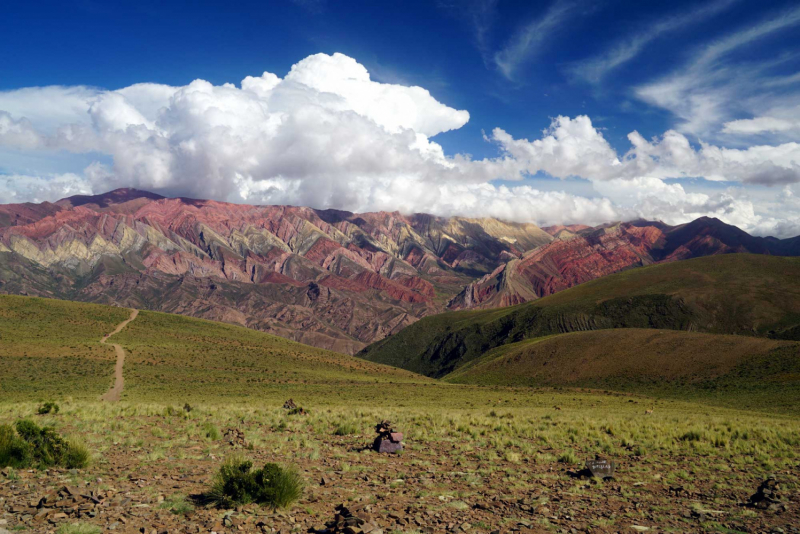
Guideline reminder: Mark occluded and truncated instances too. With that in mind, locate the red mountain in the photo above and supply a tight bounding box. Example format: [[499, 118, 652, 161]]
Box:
[[0, 189, 552, 353], [448, 217, 800, 310], [2, 189, 797, 349]]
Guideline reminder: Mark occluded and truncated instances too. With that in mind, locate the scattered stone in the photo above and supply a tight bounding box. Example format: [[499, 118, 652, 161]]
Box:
[[325, 504, 378, 534], [372, 420, 403, 454], [585, 455, 616, 479]]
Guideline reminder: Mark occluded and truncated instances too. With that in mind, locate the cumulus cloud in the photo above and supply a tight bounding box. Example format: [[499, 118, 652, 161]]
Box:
[[489, 115, 800, 185], [0, 53, 799, 237]]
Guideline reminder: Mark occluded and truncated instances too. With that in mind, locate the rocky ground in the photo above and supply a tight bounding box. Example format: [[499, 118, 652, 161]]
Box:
[[1, 406, 797, 534]]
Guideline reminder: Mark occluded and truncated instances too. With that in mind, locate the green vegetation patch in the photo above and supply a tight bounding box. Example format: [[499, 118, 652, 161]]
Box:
[[0, 419, 90, 469], [208, 456, 304, 509]]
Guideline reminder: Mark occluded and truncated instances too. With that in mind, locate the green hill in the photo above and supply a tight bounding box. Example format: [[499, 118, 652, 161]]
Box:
[[445, 329, 800, 412], [358, 254, 800, 377], [0, 295, 426, 402]]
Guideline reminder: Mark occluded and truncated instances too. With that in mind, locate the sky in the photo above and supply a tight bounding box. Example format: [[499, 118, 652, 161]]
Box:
[[1, 0, 800, 236]]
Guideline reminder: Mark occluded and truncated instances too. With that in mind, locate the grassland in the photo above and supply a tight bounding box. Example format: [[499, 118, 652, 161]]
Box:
[[445, 329, 800, 413], [359, 254, 800, 378], [1, 294, 799, 533]]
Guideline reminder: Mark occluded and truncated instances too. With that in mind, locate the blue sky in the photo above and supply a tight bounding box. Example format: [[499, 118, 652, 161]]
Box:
[[1, 0, 800, 236]]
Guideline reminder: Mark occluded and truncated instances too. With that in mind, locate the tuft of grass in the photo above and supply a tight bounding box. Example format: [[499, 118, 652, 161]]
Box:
[[37, 402, 60, 415], [333, 421, 359, 436], [557, 450, 579, 464], [63, 437, 91, 469], [203, 422, 221, 441], [208, 456, 304, 509], [160, 493, 195, 515], [56, 523, 101, 534]]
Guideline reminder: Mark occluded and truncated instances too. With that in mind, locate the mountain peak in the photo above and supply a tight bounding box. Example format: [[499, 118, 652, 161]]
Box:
[[55, 188, 166, 210]]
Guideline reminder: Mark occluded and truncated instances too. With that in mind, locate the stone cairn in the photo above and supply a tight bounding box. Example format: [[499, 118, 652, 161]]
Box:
[[748, 476, 787, 512], [372, 420, 403, 454], [325, 504, 382, 534], [283, 398, 306, 415], [222, 427, 248, 448]]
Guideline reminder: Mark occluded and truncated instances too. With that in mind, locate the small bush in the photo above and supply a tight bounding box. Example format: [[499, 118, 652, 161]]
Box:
[[38, 402, 60, 415], [208, 456, 304, 509], [0, 424, 30, 468], [15, 419, 67, 467], [0, 420, 90, 469]]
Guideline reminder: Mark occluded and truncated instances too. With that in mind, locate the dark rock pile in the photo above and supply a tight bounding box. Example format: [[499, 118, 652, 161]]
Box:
[[222, 427, 248, 448], [372, 420, 403, 454], [8, 485, 105, 526], [283, 398, 307, 415], [748, 476, 787, 512], [324, 503, 383, 534]]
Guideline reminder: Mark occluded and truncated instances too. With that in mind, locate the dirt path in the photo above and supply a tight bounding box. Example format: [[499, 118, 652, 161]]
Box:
[[100, 309, 138, 402]]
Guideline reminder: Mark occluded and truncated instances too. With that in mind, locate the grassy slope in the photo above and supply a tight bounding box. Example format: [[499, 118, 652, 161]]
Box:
[[0, 295, 131, 399], [0, 295, 427, 402], [358, 254, 800, 378], [445, 329, 800, 412]]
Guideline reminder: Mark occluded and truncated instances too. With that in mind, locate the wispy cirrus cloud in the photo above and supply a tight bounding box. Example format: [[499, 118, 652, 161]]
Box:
[[634, 4, 800, 139], [493, 0, 579, 80], [570, 0, 739, 84]]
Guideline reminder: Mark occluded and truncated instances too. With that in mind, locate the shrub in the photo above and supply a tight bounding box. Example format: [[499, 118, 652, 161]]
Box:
[[0, 424, 30, 468], [38, 402, 60, 415], [208, 456, 304, 509], [15, 419, 67, 467], [0, 420, 90, 469]]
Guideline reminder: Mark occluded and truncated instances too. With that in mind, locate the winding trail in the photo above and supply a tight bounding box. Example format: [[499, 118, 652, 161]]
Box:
[[100, 308, 138, 402]]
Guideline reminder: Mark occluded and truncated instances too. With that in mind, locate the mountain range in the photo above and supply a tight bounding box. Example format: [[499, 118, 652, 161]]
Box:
[[1, 188, 798, 353]]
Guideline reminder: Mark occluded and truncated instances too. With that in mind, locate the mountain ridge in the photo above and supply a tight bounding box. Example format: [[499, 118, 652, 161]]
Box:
[[3, 188, 800, 353]]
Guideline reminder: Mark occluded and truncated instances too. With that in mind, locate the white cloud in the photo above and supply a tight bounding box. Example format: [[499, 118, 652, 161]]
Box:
[[489, 115, 800, 185], [0, 173, 91, 204], [0, 54, 799, 237], [723, 116, 800, 134]]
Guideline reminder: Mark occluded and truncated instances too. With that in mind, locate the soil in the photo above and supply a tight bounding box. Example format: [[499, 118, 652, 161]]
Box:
[[99, 309, 138, 403], [0, 422, 797, 534]]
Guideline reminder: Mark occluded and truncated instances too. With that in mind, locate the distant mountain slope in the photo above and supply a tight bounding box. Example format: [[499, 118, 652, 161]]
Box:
[[449, 217, 800, 310], [444, 328, 800, 412], [0, 189, 552, 353], [359, 254, 800, 377]]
